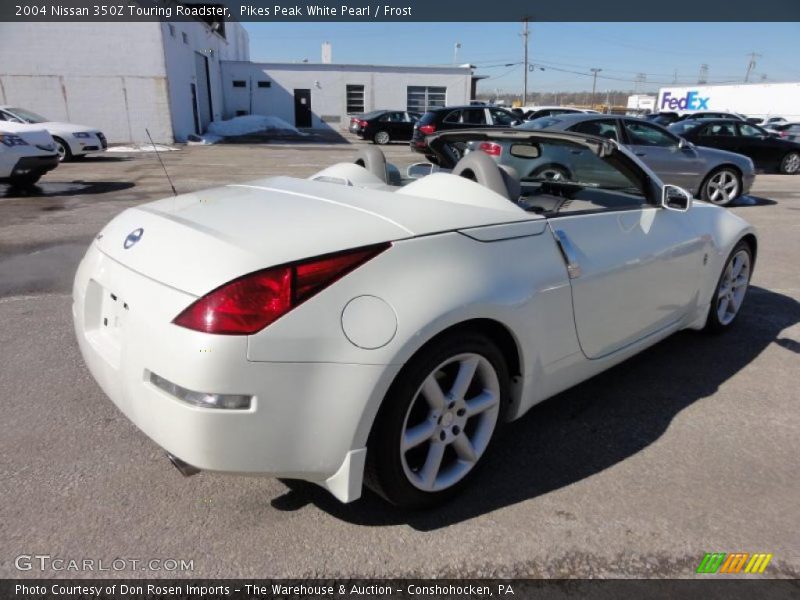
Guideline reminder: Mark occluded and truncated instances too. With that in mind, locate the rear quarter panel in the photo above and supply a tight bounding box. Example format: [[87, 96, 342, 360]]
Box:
[[246, 229, 580, 447]]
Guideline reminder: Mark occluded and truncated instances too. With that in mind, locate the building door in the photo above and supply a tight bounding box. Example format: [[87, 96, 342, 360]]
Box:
[[294, 89, 312, 128], [190, 83, 200, 135], [193, 52, 213, 132]]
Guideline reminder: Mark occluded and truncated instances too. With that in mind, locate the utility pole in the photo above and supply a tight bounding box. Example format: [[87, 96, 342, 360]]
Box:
[[672, 69, 678, 84], [590, 68, 602, 109], [521, 19, 530, 106], [744, 52, 761, 83], [698, 64, 708, 84]]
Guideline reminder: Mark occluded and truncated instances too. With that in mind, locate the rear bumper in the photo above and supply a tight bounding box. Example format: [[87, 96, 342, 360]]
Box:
[[9, 154, 59, 177], [72, 243, 399, 502]]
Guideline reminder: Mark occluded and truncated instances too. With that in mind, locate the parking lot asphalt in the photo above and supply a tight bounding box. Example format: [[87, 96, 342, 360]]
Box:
[[1, 141, 798, 578]]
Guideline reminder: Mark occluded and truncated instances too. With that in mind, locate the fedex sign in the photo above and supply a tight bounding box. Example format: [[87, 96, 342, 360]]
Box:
[[661, 90, 710, 111]]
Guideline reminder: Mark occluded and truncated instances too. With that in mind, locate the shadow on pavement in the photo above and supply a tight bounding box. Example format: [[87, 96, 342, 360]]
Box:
[[271, 285, 799, 530], [72, 155, 134, 162], [732, 195, 777, 207], [0, 180, 135, 199]]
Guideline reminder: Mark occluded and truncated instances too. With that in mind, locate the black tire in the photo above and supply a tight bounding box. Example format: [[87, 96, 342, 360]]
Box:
[[373, 130, 391, 145], [53, 137, 72, 162], [779, 151, 800, 175], [8, 173, 42, 187], [530, 164, 571, 181], [700, 167, 742, 206], [365, 332, 510, 509], [423, 154, 440, 166], [705, 240, 753, 333]]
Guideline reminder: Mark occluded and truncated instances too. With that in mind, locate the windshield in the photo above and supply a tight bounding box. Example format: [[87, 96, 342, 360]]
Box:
[[4, 107, 48, 123], [433, 134, 652, 209]]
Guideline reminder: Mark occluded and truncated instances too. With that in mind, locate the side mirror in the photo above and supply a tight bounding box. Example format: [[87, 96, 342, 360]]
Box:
[[406, 162, 436, 179], [678, 138, 694, 150], [662, 184, 692, 212]]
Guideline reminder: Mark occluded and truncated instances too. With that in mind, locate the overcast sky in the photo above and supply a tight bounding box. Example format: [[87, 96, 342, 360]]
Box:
[[243, 22, 800, 94]]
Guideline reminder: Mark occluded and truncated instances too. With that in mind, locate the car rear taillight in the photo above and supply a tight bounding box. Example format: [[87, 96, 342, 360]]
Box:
[[173, 243, 390, 335], [359, 120, 368, 127], [478, 142, 502, 156], [418, 124, 437, 135]]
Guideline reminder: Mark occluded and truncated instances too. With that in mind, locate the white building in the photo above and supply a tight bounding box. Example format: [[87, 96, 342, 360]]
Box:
[[1, 21, 474, 142], [0, 20, 249, 144], [220, 62, 473, 130]]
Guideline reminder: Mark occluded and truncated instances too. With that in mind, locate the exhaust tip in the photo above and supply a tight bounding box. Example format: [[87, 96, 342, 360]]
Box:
[[167, 453, 201, 477]]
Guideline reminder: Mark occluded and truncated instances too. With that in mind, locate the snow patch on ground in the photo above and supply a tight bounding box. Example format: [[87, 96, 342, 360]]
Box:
[[208, 115, 303, 136], [186, 115, 310, 144], [107, 144, 178, 153]]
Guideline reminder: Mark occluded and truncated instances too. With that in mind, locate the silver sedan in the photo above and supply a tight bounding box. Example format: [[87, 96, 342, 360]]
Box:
[[504, 114, 756, 205]]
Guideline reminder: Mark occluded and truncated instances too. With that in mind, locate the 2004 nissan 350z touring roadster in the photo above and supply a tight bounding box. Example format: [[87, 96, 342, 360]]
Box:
[[73, 129, 757, 509]]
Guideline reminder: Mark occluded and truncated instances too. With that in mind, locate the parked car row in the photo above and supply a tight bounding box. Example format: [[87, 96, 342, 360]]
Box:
[[0, 105, 107, 188], [403, 105, 799, 206]]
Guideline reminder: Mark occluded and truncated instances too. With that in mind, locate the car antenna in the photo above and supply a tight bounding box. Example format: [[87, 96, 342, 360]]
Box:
[[146, 128, 177, 196]]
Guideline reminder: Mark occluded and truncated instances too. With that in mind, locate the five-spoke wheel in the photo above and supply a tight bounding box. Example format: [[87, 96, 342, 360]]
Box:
[[366, 333, 508, 508], [706, 241, 753, 331], [702, 168, 741, 206]]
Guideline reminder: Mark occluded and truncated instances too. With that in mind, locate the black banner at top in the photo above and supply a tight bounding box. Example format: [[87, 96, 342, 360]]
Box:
[[3, 0, 800, 21]]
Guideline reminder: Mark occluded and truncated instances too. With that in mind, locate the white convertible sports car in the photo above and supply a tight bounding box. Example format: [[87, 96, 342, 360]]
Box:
[[73, 129, 757, 508]]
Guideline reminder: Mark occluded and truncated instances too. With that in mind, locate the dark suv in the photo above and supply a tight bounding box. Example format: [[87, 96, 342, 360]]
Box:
[[410, 105, 521, 156]]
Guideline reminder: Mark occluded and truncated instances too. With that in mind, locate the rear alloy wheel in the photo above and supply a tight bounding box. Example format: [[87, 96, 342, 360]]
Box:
[[701, 168, 741, 206], [705, 241, 752, 332], [779, 152, 800, 174], [53, 137, 72, 162], [373, 130, 390, 145], [365, 333, 508, 508]]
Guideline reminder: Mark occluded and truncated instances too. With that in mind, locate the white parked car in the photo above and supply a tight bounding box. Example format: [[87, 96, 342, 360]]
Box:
[[0, 105, 107, 161], [521, 106, 600, 120], [73, 129, 757, 508], [0, 121, 59, 186]]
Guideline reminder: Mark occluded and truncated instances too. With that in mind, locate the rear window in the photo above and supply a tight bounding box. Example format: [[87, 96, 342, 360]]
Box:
[[667, 121, 699, 135], [361, 110, 385, 120], [519, 117, 562, 130], [418, 112, 438, 125]]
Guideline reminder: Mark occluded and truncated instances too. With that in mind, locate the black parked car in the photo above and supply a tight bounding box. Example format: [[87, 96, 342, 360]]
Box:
[[669, 119, 800, 174], [348, 110, 422, 145], [669, 119, 800, 175], [410, 105, 521, 157]]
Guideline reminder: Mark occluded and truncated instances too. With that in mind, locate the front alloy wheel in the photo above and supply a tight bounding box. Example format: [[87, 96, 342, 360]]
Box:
[[702, 168, 741, 206], [53, 137, 72, 162], [706, 241, 752, 332], [366, 333, 508, 508]]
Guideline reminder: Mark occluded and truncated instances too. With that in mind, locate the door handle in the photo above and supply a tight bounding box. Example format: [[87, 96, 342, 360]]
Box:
[[635, 152, 647, 157], [553, 229, 582, 279]]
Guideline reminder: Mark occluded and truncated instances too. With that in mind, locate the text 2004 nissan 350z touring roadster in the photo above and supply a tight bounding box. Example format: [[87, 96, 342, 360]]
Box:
[[73, 129, 757, 509]]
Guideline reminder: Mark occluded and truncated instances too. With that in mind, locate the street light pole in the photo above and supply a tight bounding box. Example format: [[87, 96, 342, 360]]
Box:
[[590, 68, 602, 109], [453, 42, 461, 65], [522, 19, 529, 106]]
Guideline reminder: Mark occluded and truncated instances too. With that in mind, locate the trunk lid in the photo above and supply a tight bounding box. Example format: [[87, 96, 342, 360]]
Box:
[[95, 176, 533, 296]]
